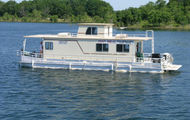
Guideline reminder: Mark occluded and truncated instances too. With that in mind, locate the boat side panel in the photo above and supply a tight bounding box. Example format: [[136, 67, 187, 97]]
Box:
[[43, 39, 136, 62], [20, 58, 163, 73]]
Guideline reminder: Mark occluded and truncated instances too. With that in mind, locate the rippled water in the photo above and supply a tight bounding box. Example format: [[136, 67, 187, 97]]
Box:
[[0, 22, 190, 120]]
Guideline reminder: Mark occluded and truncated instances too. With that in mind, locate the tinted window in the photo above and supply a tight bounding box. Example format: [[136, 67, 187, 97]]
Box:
[[96, 43, 109, 52], [45, 42, 53, 50], [86, 27, 98, 35], [96, 44, 102, 52], [92, 27, 97, 35], [116, 44, 123, 52], [103, 44, 108, 51], [117, 44, 129, 53], [86, 27, 91, 35], [124, 44, 129, 52]]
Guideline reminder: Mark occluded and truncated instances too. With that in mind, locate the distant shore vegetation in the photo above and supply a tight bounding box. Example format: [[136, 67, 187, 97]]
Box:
[[0, 0, 190, 30]]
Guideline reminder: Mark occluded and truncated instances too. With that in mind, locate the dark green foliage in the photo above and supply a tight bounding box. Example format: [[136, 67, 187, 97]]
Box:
[[0, 0, 190, 28], [116, 0, 190, 28], [1, 1, 17, 15], [0, 0, 114, 23], [50, 15, 58, 23]]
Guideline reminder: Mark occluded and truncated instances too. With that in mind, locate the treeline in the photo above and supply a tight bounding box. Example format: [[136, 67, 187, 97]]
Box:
[[0, 0, 115, 23], [0, 0, 190, 29], [116, 0, 190, 29]]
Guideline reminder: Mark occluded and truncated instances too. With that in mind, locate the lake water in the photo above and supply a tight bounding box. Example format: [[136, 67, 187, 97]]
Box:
[[0, 22, 190, 120]]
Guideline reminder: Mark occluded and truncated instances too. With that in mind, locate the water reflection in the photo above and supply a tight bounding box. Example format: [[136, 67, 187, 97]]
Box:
[[18, 68, 180, 119]]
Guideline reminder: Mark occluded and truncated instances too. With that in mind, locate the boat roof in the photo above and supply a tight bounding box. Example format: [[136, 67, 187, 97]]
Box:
[[24, 34, 152, 41], [78, 23, 114, 26]]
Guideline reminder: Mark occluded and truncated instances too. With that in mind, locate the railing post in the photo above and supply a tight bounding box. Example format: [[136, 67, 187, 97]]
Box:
[[69, 63, 72, 69], [32, 59, 34, 68], [23, 39, 26, 51], [152, 31, 154, 54], [111, 64, 114, 71]]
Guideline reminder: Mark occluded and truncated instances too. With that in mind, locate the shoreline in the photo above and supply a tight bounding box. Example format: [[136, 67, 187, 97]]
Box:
[[125, 26, 190, 31], [1, 21, 190, 31]]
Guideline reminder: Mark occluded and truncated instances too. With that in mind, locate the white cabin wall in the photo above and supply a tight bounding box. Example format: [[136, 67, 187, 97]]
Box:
[[43, 40, 83, 59], [78, 40, 96, 53], [97, 26, 104, 37], [109, 27, 113, 37], [109, 43, 115, 54], [107, 26, 113, 37], [79, 40, 134, 61], [43, 39, 135, 62], [104, 26, 108, 38], [103, 26, 113, 38], [77, 26, 86, 35], [131, 42, 136, 57]]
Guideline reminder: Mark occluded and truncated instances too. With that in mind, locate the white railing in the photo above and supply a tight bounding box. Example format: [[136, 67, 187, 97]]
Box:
[[20, 51, 135, 62], [45, 54, 135, 62], [60, 30, 153, 38], [113, 33, 147, 38], [71, 33, 78, 37], [20, 50, 165, 64], [136, 53, 165, 64], [113, 30, 153, 38], [20, 51, 43, 58]]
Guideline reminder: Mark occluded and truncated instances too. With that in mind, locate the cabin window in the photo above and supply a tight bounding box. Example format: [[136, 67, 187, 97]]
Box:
[[45, 42, 53, 50], [86, 27, 98, 35], [116, 44, 129, 53], [96, 43, 109, 52]]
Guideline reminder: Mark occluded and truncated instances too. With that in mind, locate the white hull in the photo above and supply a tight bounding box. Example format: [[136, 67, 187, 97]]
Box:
[[19, 56, 181, 73]]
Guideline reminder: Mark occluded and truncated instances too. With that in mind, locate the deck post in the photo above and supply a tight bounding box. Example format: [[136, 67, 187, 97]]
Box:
[[129, 65, 132, 72], [111, 64, 114, 71], [146, 30, 154, 53], [32, 59, 34, 68], [69, 63, 72, 69], [23, 39, 26, 51], [152, 32, 154, 53]]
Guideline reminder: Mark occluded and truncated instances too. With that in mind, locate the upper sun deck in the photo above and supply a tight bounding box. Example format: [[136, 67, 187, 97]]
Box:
[[24, 33, 152, 41], [78, 23, 114, 26], [24, 23, 154, 41]]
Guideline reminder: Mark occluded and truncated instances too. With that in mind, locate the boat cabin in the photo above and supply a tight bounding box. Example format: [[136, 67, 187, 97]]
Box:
[[24, 23, 153, 63], [77, 23, 113, 37]]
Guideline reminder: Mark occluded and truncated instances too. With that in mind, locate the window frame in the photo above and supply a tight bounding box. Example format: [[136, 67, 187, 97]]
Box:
[[45, 42, 53, 50], [86, 27, 98, 35], [96, 43, 109, 52], [116, 44, 130, 53], [96, 43, 102, 52]]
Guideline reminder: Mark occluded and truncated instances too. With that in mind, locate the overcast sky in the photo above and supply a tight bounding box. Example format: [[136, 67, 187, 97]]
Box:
[[2, 0, 169, 10]]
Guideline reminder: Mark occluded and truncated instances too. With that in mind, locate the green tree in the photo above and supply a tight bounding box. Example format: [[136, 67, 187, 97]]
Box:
[[0, 1, 5, 16], [17, 1, 35, 17], [2, 12, 14, 21], [1, 1, 17, 15], [70, 0, 87, 16], [86, 0, 114, 22], [156, 0, 166, 9]]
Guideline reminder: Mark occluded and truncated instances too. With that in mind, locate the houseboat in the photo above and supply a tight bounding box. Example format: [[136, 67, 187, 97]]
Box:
[[19, 23, 182, 73]]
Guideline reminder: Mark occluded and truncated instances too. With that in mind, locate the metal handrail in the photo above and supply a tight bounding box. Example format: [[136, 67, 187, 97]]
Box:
[[21, 51, 43, 58], [20, 50, 166, 65], [67, 30, 152, 38], [113, 33, 146, 37]]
